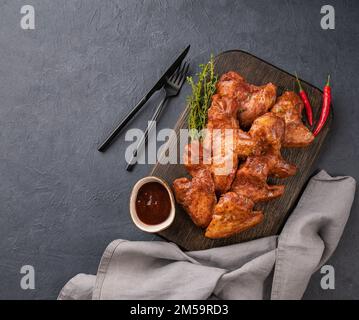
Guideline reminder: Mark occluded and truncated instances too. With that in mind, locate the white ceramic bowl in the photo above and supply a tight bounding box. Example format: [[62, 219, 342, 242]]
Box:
[[129, 176, 175, 233]]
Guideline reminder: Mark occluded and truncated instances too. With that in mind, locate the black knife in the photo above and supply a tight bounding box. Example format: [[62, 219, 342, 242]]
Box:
[[97, 45, 190, 152]]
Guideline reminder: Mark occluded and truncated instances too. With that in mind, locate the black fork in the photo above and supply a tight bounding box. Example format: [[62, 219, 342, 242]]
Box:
[[126, 61, 190, 171]]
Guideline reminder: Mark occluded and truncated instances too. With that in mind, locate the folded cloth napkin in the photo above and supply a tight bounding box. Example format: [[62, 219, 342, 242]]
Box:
[[58, 170, 356, 300]]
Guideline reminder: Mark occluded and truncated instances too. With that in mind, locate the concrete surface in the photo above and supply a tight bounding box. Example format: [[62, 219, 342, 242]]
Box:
[[0, 0, 358, 299]]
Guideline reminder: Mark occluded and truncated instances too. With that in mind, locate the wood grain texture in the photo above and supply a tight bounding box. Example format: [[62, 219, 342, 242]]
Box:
[[151, 50, 332, 251]]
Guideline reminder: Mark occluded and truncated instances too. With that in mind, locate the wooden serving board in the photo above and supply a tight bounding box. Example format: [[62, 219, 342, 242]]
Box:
[[150, 50, 332, 251]]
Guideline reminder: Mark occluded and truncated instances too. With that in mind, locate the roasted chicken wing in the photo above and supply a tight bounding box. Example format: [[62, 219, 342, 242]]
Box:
[[216, 71, 254, 101], [249, 112, 285, 151], [205, 94, 241, 194], [248, 112, 297, 178], [271, 91, 314, 147], [205, 192, 263, 239], [231, 156, 285, 203], [215, 71, 277, 129], [238, 83, 277, 128], [173, 169, 216, 228]]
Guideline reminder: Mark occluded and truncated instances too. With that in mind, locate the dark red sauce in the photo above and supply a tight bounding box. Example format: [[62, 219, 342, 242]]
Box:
[[135, 182, 171, 225]]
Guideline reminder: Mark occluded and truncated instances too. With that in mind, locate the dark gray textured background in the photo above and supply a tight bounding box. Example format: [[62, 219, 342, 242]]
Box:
[[0, 0, 358, 299]]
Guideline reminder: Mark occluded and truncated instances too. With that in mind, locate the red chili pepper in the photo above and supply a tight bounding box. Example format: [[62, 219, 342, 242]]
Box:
[[295, 73, 313, 126], [313, 75, 331, 136]]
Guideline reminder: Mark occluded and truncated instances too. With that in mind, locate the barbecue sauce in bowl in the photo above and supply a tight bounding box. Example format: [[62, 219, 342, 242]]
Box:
[[135, 182, 171, 225]]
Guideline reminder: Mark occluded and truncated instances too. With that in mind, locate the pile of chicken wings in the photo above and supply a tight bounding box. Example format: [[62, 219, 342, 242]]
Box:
[[173, 71, 314, 239]]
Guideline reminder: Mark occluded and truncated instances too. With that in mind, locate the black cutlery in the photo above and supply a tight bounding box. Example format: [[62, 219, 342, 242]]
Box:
[[126, 61, 190, 171], [98, 45, 190, 152]]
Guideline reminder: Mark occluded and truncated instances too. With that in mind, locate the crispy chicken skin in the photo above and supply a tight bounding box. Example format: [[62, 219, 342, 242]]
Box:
[[205, 192, 264, 239], [173, 169, 216, 228], [271, 91, 315, 147]]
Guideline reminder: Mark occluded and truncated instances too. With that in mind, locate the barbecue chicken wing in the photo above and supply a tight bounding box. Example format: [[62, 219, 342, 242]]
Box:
[[215, 71, 278, 129], [248, 112, 297, 178], [205, 192, 264, 239], [205, 94, 242, 194], [216, 71, 254, 101], [271, 91, 314, 147], [231, 156, 285, 203], [249, 112, 285, 151], [173, 169, 216, 228], [238, 83, 277, 128]]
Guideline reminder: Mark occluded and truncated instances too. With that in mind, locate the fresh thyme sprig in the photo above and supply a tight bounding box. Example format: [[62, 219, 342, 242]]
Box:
[[187, 55, 218, 139]]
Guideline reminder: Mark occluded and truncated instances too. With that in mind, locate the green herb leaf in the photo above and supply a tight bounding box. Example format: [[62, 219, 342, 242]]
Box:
[[187, 55, 218, 140]]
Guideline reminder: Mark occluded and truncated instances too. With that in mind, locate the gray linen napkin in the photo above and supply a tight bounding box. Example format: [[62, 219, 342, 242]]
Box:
[[58, 170, 356, 300]]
